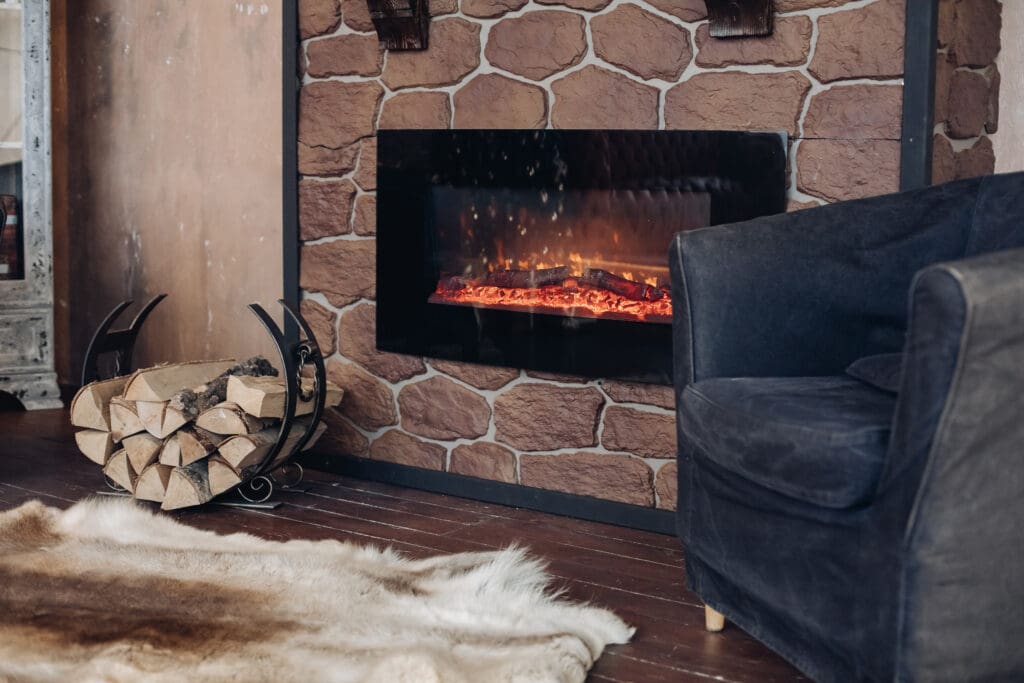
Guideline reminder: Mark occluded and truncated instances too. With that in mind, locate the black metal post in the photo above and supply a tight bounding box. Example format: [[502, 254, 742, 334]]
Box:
[[900, 0, 939, 190], [282, 0, 300, 343]]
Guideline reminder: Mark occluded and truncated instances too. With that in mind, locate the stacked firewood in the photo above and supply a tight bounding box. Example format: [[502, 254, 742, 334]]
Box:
[[70, 359, 342, 510]]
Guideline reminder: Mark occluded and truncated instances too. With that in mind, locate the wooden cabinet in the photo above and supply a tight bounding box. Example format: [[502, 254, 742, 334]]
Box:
[[0, 1, 60, 409]]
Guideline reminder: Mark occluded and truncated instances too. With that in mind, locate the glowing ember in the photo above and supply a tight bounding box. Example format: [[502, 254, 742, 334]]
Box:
[[430, 272, 672, 324]]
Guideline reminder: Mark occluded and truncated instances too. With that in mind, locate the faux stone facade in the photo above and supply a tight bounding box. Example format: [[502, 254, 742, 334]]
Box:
[[933, 0, 1002, 183], [297, 0, 917, 510]]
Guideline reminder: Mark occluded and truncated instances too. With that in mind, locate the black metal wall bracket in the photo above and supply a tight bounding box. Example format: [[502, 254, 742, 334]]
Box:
[[367, 0, 429, 50], [706, 0, 773, 38]]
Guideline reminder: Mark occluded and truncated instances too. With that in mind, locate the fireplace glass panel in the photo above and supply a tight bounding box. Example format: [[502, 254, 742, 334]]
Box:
[[377, 130, 787, 383], [428, 187, 709, 324]]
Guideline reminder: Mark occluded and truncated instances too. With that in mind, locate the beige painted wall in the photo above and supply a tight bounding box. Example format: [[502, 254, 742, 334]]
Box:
[[996, 0, 1024, 172], [55, 1, 283, 383]]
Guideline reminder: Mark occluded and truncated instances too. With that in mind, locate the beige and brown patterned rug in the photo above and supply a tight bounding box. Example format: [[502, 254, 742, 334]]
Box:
[[0, 498, 632, 683]]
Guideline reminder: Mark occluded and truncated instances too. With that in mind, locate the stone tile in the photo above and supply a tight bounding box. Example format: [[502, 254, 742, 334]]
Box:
[[665, 71, 810, 137], [430, 0, 459, 15], [644, 0, 705, 21], [775, 0, 852, 10], [955, 136, 994, 179], [524, 370, 588, 384], [494, 384, 604, 450], [299, 0, 341, 38], [340, 0, 375, 31], [369, 429, 446, 470], [797, 139, 900, 202], [453, 74, 547, 129], [655, 461, 677, 511], [399, 376, 491, 440], [601, 406, 676, 459], [949, 0, 1001, 68], [932, 134, 956, 184], [352, 194, 376, 236], [379, 91, 452, 129], [551, 66, 659, 129], [306, 34, 383, 77], [299, 81, 383, 149], [462, 0, 527, 18], [354, 138, 377, 192], [520, 452, 654, 506], [430, 360, 520, 390], [298, 142, 360, 177], [946, 70, 989, 139], [300, 299, 337, 356], [534, 0, 612, 10], [934, 53, 955, 125], [338, 304, 426, 383], [803, 84, 903, 140], [601, 380, 674, 410], [326, 360, 398, 430], [450, 442, 517, 483], [299, 179, 357, 240], [985, 64, 999, 134], [300, 238, 376, 307], [592, 4, 692, 81], [319, 407, 369, 457], [486, 11, 587, 80], [382, 18, 481, 89], [808, 0, 905, 83]]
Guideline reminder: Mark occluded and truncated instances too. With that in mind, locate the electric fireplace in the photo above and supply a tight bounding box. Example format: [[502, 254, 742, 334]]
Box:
[[377, 130, 786, 384]]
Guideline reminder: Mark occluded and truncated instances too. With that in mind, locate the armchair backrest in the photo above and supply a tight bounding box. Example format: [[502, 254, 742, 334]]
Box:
[[964, 171, 1024, 256]]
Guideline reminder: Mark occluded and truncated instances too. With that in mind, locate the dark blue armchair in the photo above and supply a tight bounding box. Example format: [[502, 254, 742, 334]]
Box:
[[669, 172, 1024, 682]]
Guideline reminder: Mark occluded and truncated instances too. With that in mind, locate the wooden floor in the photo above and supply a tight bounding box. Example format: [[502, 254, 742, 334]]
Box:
[[0, 409, 805, 682]]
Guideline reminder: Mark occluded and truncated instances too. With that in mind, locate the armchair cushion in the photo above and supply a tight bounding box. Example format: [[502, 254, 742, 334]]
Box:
[[844, 352, 903, 393], [680, 376, 896, 508]]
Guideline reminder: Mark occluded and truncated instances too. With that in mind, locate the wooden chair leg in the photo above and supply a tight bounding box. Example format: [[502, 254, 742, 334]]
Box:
[[704, 605, 726, 632]]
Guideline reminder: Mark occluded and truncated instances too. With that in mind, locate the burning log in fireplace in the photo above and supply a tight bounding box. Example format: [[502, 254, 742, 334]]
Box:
[[432, 266, 672, 323]]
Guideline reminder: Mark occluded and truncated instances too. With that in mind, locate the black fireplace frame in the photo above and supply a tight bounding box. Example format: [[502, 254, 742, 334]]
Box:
[[376, 129, 787, 385]]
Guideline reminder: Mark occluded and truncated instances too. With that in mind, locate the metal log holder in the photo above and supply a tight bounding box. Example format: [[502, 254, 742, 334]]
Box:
[[84, 297, 327, 509]]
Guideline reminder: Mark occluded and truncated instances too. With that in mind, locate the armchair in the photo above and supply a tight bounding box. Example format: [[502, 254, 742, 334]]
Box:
[[669, 172, 1024, 682]]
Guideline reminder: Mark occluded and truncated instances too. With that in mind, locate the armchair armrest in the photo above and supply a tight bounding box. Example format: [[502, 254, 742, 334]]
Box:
[[883, 248, 1024, 679], [669, 177, 983, 384]]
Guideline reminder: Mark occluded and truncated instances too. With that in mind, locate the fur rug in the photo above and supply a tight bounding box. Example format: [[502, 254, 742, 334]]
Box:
[[0, 498, 632, 683]]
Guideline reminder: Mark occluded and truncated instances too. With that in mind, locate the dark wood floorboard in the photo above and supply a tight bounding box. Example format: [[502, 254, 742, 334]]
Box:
[[0, 409, 806, 682]]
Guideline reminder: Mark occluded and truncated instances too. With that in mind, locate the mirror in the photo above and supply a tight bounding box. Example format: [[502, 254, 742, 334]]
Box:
[[0, 0, 22, 280]]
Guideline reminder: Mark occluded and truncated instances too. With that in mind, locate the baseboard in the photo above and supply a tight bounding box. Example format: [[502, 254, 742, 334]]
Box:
[[300, 452, 677, 536]]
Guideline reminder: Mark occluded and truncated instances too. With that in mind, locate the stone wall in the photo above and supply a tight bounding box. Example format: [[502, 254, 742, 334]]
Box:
[[932, 0, 1002, 182], [297, 0, 907, 510]]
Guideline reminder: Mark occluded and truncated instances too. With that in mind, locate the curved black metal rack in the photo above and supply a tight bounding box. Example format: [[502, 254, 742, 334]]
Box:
[[83, 296, 326, 507]]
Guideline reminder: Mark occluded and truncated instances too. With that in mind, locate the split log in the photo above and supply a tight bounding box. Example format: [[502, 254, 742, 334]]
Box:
[[159, 434, 182, 467], [439, 266, 571, 292], [178, 426, 222, 466], [122, 432, 163, 474], [74, 429, 115, 465], [218, 419, 327, 480], [134, 463, 173, 503], [206, 456, 243, 496], [226, 375, 343, 419], [579, 268, 665, 302], [162, 460, 214, 510], [196, 402, 270, 436], [70, 376, 129, 431], [103, 450, 135, 491], [123, 360, 236, 402], [110, 398, 145, 442], [136, 400, 190, 439]]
